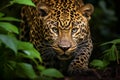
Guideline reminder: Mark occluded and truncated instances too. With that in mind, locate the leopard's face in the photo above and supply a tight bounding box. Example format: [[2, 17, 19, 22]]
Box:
[[44, 15, 87, 60], [37, 1, 94, 60], [20, 0, 94, 61]]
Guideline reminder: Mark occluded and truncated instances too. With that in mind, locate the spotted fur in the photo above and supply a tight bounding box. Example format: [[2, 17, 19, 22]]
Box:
[[20, 0, 94, 75]]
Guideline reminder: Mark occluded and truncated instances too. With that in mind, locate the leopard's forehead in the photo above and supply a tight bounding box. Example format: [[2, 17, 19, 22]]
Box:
[[38, 0, 84, 29]]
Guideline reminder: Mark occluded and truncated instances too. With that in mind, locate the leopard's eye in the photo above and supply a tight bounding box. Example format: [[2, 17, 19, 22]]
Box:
[[52, 27, 58, 34], [72, 28, 78, 34]]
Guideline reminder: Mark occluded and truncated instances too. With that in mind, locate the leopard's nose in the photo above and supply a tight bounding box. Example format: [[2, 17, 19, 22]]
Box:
[[58, 45, 71, 51], [58, 40, 71, 51]]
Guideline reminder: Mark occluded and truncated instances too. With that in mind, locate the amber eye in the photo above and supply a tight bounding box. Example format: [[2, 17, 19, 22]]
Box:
[[72, 28, 78, 34], [52, 27, 58, 33]]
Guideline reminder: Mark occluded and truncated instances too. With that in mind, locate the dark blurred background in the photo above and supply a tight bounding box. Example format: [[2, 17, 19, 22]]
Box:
[[90, 0, 120, 41], [84, 0, 120, 60]]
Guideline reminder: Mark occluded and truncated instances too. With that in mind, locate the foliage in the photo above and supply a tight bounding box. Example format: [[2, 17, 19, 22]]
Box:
[[0, 0, 63, 79], [90, 39, 120, 69], [89, 0, 119, 70], [0, 0, 35, 10]]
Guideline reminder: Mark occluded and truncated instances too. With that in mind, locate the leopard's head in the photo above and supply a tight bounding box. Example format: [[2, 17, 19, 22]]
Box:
[[27, 0, 94, 60]]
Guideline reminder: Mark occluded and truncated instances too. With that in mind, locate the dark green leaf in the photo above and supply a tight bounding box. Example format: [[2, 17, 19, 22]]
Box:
[[100, 41, 112, 46], [102, 49, 111, 60], [90, 59, 109, 69], [8, 61, 16, 70], [0, 17, 21, 22], [37, 65, 45, 71], [41, 68, 64, 78], [0, 22, 19, 34], [0, 34, 17, 53], [0, 12, 4, 17], [109, 45, 117, 61], [101, 39, 120, 46], [111, 39, 120, 44], [11, 0, 35, 7], [16, 63, 37, 79], [102, 49, 110, 54], [102, 45, 117, 61]]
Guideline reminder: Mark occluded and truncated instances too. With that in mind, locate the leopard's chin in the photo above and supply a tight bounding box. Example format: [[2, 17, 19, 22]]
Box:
[[57, 54, 72, 60]]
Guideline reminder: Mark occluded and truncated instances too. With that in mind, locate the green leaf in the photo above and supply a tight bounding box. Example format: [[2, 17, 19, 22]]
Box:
[[102, 45, 117, 61], [111, 39, 120, 44], [0, 22, 19, 34], [108, 45, 117, 61], [17, 41, 34, 50], [0, 17, 21, 22], [37, 65, 45, 71], [11, 0, 35, 7], [41, 68, 64, 78], [8, 61, 16, 70], [0, 12, 4, 17], [101, 39, 120, 46], [90, 59, 109, 69], [24, 49, 42, 61], [17, 41, 42, 62], [100, 41, 112, 46], [0, 34, 17, 53], [16, 62, 37, 79]]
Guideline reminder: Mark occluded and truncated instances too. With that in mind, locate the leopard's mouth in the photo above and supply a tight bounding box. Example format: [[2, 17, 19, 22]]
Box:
[[52, 46, 76, 60], [57, 54, 72, 60]]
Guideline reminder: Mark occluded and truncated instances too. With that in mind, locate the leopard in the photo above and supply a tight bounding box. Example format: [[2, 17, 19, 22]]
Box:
[[20, 0, 94, 75]]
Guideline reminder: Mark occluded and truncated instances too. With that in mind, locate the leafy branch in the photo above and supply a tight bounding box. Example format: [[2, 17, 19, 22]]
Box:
[[0, 0, 63, 79], [90, 39, 120, 69], [0, 0, 35, 11]]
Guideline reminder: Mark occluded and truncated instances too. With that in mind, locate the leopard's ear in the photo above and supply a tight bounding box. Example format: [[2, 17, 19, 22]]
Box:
[[37, 4, 49, 17], [80, 4, 94, 20]]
